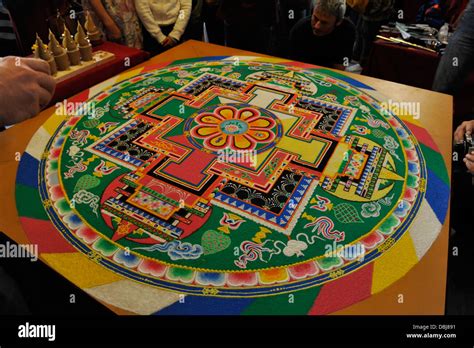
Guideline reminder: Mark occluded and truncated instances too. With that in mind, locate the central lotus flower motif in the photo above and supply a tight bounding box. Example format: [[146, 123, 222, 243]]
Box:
[[190, 105, 277, 152]]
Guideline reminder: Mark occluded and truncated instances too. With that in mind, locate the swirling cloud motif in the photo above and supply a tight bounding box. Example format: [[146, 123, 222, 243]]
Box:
[[383, 135, 401, 161], [283, 240, 308, 257], [361, 202, 381, 218], [394, 200, 411, 218], [72, 189, 100, 217], [134, 240, 203, 261], [264, 239, 309, 260]]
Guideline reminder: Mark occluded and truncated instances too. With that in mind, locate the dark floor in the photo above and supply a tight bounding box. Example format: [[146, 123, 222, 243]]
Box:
[[0, 233, 111, 316], [446, 170, 474, 315], [446, 227, 474, 314]]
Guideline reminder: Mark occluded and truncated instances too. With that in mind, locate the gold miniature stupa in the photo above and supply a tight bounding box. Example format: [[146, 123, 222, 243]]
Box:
[[85, 11, 102, 45], [48, 29, 70, 71], [33, 34, 57, 75], [62, 27, 81, 66], [75, 22, 93, 61]]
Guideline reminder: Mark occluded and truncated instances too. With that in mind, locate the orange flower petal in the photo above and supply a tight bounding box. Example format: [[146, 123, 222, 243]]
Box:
[[207, 133, 228, 148], [195, 126, 219, 137], [196, 113, 222, 125], [232, 134, 253, 150], [239, 109, 257, 121], [247, 129, 273, 141], [248, 117, 274, 128], [218, 107, 235, 120]]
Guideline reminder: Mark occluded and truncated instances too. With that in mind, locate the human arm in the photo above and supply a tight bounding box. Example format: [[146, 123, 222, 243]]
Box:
[[454, 120, 474, 143], [89, 0, 122, 41], [134, 0, 167, 44], [454, 120, 474, 174], [288, 18, 306, 61], [0, 57, 56, 127], [169, 0, 192, 41], [464, 152, 474, 174], [333, 21, 356, 70]]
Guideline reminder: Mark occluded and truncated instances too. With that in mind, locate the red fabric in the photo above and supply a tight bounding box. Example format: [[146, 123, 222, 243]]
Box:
[[50, 41, 149, 106]]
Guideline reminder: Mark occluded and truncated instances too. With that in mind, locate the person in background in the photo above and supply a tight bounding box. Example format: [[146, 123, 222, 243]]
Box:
[[432, 0, 474, 95], [82, 0, 143, 49], [276, 0, 312, 56], [450, 118, 473, 266], [445, 0, 469, 29], [134, 0, 192, 56], [0, 56, 56, 127], [454, 120, 474, 174], [0, 0, 19, 56], [202, 0, 224, 45], [187, 0, 204, 41], [217, 0, 277, 54], [348, 0, 394, 67], [416, 0, 447, 29], [0, 57, 56, 312], [289, 0, 355, 70]]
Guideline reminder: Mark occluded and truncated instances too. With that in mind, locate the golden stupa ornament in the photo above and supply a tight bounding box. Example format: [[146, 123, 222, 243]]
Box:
[[85, 11, 102, 45], [62, 26, 81, 66], [33, 33, 57, 75], [48, 29, 70, 71], [75, 22, 93, 61]]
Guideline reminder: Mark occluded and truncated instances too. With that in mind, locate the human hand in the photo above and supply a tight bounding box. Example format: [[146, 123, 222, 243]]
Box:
[[464, 151, 474, 174], [454, 120, 474, 174], [454, 120, 474, 143], [106, 22, 122, 42], [0, 56, 56, 126], [162, 36, 178, 48]]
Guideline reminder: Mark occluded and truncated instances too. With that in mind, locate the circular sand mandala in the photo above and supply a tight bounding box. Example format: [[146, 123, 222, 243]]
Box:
[[16, 57, 449, 314]]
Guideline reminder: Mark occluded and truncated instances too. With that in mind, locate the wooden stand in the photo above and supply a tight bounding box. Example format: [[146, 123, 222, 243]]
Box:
[[54, 50, 115, 83]]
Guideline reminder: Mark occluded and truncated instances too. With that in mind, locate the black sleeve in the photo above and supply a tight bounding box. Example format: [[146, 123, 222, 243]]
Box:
[[260, 0, 278, 26], [288, 17, 306, 61], [333, 21, 356, 65]]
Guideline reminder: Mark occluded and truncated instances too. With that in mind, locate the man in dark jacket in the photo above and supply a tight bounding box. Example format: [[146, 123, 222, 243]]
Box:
[[290, 0, 356, 70]]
